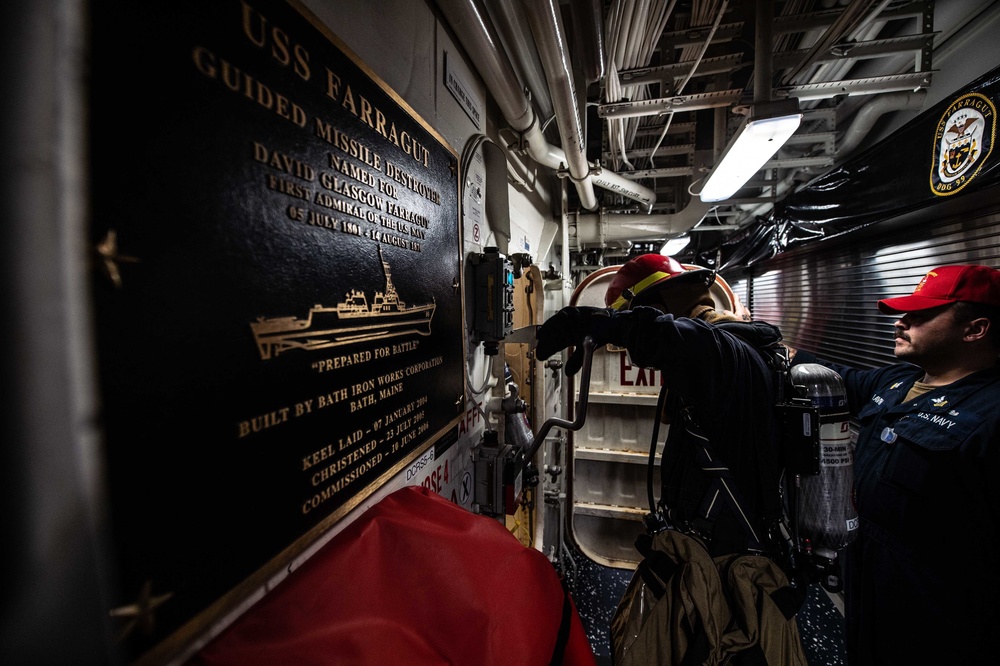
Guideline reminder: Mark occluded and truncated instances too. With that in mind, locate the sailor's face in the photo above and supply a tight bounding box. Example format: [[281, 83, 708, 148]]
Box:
[[630, 286, 669, 314], [892, 304, 961, 362]]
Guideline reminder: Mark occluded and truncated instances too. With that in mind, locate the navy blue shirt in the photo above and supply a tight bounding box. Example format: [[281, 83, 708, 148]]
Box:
[[793, 352, 1000, 664]]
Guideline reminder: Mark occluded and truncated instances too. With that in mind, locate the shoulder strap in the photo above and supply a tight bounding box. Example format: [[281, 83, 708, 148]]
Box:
[[713, 321, 790, 524]]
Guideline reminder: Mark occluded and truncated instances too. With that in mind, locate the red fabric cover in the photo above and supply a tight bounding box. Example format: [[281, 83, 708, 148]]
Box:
[[191, 485, 596, 666]]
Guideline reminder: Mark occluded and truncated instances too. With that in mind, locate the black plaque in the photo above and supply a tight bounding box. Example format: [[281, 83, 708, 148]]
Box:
[[89, 1, 464, 661]]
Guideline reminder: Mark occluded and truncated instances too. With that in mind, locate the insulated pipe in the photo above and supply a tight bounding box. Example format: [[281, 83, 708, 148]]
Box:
[[436, 0, 589, 208], [836, 90, 926, 158], [591, 167, 656, 209], [570, 0, 606, 84], [437, 0, 532, 131], [486, 1, 555, 127], [571, 200, 715, 244], [437, 0, 656, 211], [520, 0, 597, 207], [755, 0, 774, 103]]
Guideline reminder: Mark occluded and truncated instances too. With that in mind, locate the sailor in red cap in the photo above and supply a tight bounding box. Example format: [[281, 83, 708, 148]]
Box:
[[788, 264, 1000, 665]]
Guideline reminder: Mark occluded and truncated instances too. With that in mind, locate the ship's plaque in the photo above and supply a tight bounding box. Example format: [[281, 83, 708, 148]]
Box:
[[89, 0, 464, 662]]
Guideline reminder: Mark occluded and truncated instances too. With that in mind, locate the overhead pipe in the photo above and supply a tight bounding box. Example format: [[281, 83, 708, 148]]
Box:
[[590, 167, 658, 209], [571, 200, 715, 244], [522, 0, 651, 209], [436, 0, 531, 128], [484, 1, 555, 129], [755, 0, 774, 104], [519, 0, 596, 206], [569, 0, 606, 84], [836, 89, 926, 159], [571, 0, 738, 241], [437, 0, 655, 211]]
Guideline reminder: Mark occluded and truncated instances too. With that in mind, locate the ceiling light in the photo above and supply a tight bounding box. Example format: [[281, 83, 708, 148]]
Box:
[[699, 101, 802, 203], [660, 236, 690, 256]]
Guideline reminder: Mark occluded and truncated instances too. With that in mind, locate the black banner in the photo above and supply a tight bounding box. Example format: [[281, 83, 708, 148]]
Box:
[[719, 65, 1000, 268], [90, 1, 464, 661]]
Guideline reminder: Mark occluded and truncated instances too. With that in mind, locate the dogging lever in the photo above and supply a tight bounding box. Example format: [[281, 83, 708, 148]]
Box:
[[524, 336, 596, 461]]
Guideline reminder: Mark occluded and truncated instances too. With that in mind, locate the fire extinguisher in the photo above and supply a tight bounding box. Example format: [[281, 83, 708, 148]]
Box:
[[789, 363, 858, 592]]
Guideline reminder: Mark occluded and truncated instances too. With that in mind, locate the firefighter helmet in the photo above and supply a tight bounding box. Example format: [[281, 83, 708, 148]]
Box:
[[605, 254, 716, 310]]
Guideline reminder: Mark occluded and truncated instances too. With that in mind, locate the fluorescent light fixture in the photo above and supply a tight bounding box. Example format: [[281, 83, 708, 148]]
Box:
[[699, 102, 802, 203], [660, 236, 690, 256]]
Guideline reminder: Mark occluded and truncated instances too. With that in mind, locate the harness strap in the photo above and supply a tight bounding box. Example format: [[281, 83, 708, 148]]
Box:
[[714, 324, 788, 525], [683, 410, 764, 550], [647, 321, 786, 548]]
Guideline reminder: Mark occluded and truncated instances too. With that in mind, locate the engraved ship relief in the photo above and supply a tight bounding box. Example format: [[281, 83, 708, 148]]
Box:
[[250, 247, 436, 360]]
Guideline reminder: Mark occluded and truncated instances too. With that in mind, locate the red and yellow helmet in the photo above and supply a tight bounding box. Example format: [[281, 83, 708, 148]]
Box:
[[605, 254, 716, 310]]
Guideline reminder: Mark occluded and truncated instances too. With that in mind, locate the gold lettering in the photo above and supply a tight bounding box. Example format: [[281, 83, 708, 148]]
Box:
[[360, 97, 375, 128], [267, 173, 311, 200], [383, 161, 441, 204], [325, 69, 342, 101], [191, 47, 307, 127], [341, 83, 357, 115], [393, 341, 419, 354], [370, 230, 409, 248], [349, 393, 377, 412], [302, 451, 384, 514], [240, 0, 267, 48], [271, 26, 291, 66], [328, 154, 377, 186], [321, 68, 430, 169], [237, 407, 290, 438], [378, 382, 404, 400], [241, 1, 310, 80], [317, 387, 349, 406], [253, 141, 316, 181]]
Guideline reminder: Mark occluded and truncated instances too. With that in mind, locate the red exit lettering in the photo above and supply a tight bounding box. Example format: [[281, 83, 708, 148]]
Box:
[[618, 352, 665, 387]]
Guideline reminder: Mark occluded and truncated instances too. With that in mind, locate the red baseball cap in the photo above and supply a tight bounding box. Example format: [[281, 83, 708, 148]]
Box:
[[877, 265, 1000, 314]]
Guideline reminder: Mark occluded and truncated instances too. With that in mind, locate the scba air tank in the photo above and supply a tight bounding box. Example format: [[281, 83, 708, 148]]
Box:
[[791, 363, 859, 552]]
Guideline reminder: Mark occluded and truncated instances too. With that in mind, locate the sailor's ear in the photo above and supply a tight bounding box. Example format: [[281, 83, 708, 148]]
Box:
[[963, 316, 991, 343]]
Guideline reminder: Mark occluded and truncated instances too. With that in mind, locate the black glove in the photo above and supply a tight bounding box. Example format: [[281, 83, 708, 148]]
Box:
[[536, 306, 616, 375]]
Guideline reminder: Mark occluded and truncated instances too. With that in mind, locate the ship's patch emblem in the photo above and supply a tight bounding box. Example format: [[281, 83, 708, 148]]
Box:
[[930, 92, 995, 197]]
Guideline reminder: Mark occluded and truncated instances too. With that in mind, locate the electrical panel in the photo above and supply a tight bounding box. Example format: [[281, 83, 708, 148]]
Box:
[[471, 430, 524, 517], [472, 247, 515, 343]]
